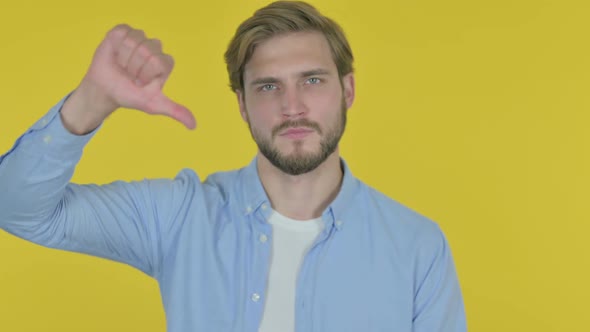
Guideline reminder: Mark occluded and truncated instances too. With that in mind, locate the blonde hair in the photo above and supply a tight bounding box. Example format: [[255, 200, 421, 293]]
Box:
[[224, 0, 354, 93]]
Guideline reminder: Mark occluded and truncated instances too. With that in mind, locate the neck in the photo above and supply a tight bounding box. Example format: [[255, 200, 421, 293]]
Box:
[[257, 150, 343, 221]]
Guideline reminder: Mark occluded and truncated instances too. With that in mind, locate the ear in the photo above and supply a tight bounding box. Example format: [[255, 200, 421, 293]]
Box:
[[236, 90, 248, 122], [341, 73, 355, 109]]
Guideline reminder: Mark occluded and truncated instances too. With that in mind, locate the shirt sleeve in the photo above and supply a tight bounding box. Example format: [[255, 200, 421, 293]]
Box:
[[412, 225, 468, 331], [0, 93, 200, 279]]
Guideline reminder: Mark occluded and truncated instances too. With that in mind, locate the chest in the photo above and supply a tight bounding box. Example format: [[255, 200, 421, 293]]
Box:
[[159, 211, 415, 332]]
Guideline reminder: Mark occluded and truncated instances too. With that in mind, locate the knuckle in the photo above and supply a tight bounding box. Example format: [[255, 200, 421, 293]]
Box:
[[151, 38, 163, 51], [130, 29, 146, 41], [136, 43, 152, 57], [141, 56, 160, 74], [145, 55, 172, 77], [165, 54, 175, 68], [123, 29, 145, 46], [108, 24, 131, 39], [152, 56, 168, 72], [122, 37, 136, 49], [114, 23, 131, 31]]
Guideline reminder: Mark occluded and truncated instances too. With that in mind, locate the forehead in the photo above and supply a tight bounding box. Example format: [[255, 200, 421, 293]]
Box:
[[243, 31, 337, 83]]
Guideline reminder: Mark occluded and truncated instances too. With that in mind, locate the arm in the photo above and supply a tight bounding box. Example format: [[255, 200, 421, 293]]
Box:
[[0, 95, 199, 277], [412, 226, 467, 331], [0, 24, 197, 277]]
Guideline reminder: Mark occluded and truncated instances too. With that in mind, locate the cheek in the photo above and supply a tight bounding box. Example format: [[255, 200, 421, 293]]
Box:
[[246, 95, 279, 118], [307, 94, 342, 120], [245, 98, 282, 126], [305, 82, 342, 105], [244, 107, 273, 132]]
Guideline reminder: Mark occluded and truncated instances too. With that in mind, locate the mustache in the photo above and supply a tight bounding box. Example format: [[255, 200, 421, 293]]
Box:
[[272, 119, 322, 137]]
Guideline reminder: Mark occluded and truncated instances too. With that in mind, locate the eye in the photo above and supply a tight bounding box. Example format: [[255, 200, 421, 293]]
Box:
[[259, 84, 277, 92], [306, 77, 321, 84]]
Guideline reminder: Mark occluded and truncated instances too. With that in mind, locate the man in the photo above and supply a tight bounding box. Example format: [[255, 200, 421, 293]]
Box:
[[0, 1, 466, 331]]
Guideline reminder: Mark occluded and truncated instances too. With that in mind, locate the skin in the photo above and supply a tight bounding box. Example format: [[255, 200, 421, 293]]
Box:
[[60, 25, 354, 221], [61, 24, 195, 135], [237, 31, 355, 220]]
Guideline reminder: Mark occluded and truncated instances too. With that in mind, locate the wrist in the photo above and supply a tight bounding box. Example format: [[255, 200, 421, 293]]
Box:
[[60, 81, 116, 135]]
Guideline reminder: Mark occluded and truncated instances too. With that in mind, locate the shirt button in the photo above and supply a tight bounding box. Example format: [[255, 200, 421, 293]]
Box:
[[246, 206, 252, 213], [259, 234, 268, 243], [335, 220, 343, 227], [261, 203, 268, 210], [41, 119, 48, 126], [251, 293, 261, 302], [43, 135, 52, 144]]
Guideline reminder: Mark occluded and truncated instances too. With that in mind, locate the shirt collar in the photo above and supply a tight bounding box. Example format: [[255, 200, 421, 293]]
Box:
[[239, 155, 361, 227]]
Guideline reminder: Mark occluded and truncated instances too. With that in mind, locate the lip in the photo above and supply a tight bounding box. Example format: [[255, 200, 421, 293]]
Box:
[[279, 127, 314, 139]]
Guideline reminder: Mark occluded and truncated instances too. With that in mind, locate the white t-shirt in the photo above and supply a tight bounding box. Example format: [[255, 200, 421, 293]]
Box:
[[258, 210, 325, 332]]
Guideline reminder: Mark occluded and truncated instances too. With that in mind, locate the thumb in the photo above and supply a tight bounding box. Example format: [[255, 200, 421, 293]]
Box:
[[144, 93, 196, 130]]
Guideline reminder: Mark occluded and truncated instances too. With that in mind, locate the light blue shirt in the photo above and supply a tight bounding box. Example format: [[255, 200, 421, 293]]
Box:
[[0, 94, 467, 332]]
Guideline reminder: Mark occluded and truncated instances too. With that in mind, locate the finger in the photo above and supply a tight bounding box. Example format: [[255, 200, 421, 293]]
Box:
[[128, 39, 162, 82], [106, 24, 132, 48], [136, 53, 174, 87], [144, 93, 196, 129], [115, 29, 146, 71]]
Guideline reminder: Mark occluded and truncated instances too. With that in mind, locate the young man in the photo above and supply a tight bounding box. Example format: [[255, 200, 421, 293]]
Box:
[[0, 1, 466, 331]]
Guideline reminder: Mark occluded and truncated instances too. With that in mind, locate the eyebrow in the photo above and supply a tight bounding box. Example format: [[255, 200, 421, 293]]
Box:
[[249, 68, 332, 86]]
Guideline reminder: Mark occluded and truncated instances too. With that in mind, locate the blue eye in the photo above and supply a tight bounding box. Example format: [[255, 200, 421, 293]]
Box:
[[307, 77, 321, 84], [260, 84, 276, 91]]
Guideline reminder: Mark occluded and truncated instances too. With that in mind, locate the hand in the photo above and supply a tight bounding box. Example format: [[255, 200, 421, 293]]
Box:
[[61, 24, 196, 134]]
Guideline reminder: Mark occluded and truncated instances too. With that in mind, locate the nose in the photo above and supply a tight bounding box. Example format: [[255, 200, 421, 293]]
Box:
[[280, 85, 307, 119]]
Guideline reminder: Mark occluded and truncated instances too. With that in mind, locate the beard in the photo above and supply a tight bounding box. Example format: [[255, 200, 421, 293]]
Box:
[[246, 99, 347, 176]]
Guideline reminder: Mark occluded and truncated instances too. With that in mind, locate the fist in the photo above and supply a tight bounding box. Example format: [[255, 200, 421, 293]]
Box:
[[76, 24, 195, 129]]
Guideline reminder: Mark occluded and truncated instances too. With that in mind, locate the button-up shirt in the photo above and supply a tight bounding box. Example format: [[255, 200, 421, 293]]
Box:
[[0, 94, 467, 331]]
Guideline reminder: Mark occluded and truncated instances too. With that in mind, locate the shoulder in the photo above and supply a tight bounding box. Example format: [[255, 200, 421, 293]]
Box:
[[133, 167, 228, 207], [355, 180, 445, 250], [160, 167, 241, 192], [362, 182, 439, 228], [154, 162, 256, 210], [200, 167, 243, 200]]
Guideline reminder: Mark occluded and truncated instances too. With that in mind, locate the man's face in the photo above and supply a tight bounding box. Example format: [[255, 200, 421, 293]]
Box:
[[237, 31, 355, 175]]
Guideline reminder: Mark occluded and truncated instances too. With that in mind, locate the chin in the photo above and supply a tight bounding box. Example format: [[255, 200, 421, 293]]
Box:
[[280, 144, 320, 157]]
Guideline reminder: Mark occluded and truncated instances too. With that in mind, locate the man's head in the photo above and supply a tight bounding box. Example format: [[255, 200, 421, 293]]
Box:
[[224, 1, 355, 175]]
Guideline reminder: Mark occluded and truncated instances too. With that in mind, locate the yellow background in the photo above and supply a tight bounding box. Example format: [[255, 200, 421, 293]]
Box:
[[1, 0, 589, 331]]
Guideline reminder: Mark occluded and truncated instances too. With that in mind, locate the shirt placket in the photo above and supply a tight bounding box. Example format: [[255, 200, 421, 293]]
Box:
[[294, 208, 338, 332], [245, 203, 273, 332]]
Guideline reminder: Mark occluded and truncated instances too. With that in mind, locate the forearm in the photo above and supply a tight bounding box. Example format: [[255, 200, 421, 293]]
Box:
[[0, 93, 98, 234]]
